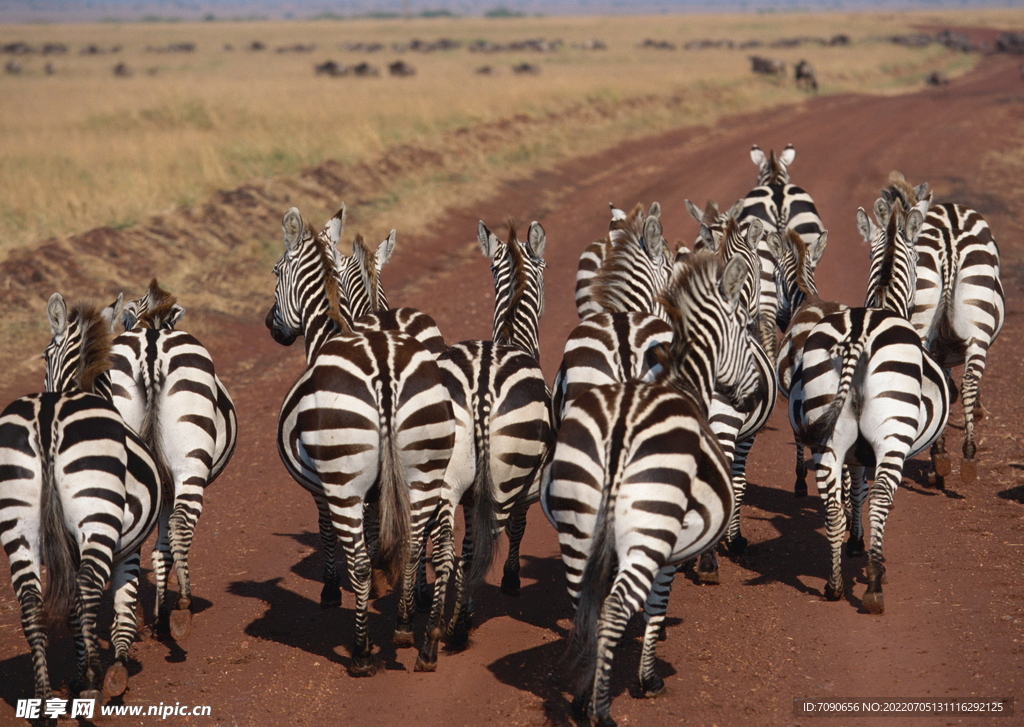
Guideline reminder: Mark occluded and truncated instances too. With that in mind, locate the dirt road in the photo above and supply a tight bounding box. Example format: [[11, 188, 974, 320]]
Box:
[[1, 49, 1023, 727]]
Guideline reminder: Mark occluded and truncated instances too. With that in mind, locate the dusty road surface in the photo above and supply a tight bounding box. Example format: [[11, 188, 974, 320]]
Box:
[[2, 48, 1024, 727]]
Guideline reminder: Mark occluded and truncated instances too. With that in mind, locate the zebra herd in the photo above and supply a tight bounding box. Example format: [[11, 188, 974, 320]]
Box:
[[0, 143, 1004, 727]]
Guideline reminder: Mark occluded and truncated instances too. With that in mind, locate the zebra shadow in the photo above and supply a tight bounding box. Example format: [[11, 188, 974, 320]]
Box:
[[487, 615, 679, 726]]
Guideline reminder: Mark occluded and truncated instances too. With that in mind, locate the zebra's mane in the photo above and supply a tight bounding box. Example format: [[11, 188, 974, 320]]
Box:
[[311, 220, 350, 332], [659, 250, 720, 336], [350, 234, 384, 313], [761, 148, 787, 185], [69, 303, 113, 393], [789, 228, 817, 299], [134, 279, 178, 329], [493, 219, 530, 345], [591, 203, 657, 312], [871, 199, 906, 301]]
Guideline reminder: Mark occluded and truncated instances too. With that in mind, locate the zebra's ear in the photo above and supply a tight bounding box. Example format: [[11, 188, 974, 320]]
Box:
[[873, 197, 892, 228], [121, 303, 138, 331], [648, 201, 661, 219], [283, 207, 304, 251], [168, 304, 186, 329], [477, 221, 498, 258], [779, 143, 796, 167], [527, 221, 546, 258], [904, 208, 924, 242], [643, 216, 665, 259], [750, 144, 766, 168], [322, 206, 345, 247], [855, 207, 874, 243], [809, 230, 829, 267], [684, 199, 704, 224], [698, 223, 718, 252], [101, 293, 124, 332], [744, 218, 763, 252], [608, 203, 627, 221], [47, 292, 68, 337], [376, 230, 396, 270], [914, 182, 931, 203], [727, 198, 745, 220], [765, 231, 784, 263], [720, 255, 749, 306]]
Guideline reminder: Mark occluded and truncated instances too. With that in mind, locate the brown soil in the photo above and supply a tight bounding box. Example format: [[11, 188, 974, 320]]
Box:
[[2, 47, 1024, 727]]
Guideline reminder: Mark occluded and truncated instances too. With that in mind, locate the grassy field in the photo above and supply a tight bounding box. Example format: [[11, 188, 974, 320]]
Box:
[[0, 9, 1019, 259]]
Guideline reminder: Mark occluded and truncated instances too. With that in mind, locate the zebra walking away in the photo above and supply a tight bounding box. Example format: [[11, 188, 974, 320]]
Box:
[[543, 251, 761, 727], [108, 280, 237, 641], [0, 295, 161, 705], [879, 172, 1005, 485], [788, 199, 951, 613], [266, 207, 456, 673]]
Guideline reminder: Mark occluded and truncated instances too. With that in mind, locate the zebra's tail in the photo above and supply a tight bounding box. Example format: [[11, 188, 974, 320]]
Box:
[[932, 283, 967, 362], [139, 370, 174, 512], [376, 420, 411, 587], [465, 435, 498, 600], [567, 487, 617, 697], [41, 457, 79, 627], [801, 336, 866, 446]]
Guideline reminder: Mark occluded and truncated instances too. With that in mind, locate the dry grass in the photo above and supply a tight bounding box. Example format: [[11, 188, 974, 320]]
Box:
[[0, 9, 1019, 259]]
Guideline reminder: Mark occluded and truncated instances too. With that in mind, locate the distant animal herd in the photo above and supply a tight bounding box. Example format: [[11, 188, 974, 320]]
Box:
[[0, 135, 1006, 726]]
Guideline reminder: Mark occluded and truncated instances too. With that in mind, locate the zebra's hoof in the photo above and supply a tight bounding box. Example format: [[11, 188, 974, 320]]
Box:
[[960, 458, 977, 484], [794, 480, 808, 498], [726, 535, 748, 555], [169, 608, 192, 641], [500, 573, 521, 597], [413, 656, 437, 672], [696, 552, 719, 584], [320, 584, 341, 608], [102, 662, 129, 697], [347, 651, 381, 677], [845, 537, 865, 558], [933, 453, 952, 477], [637, 673, 666, 698], [823, 583, 844, 601], [928, 471, 946, 490], [79, 688, 103, 703], [696, 570, 720, 585], [862, 590, 885, 614], [393, 626, 415, 649]]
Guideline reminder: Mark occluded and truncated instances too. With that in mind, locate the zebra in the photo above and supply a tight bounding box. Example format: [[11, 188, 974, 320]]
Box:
[[738, 143, 826, 360], [106, 279, 237, 641], [542, 251, 761, 727], [435, 219, 552, 647], [0, 295, 161, 705], [770, 227, 843, 496], [573, 202, 669, 319], [266, 206, 456, 673], [788, 199, 951, 613], [879, 172, 1005, 485]]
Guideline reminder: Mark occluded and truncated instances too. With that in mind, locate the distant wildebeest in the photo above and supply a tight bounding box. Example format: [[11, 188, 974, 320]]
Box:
[[4, 60, 22, 74], [388, 60, 415, 77], [475, 65, 494, 75], [795, 59, 818, 91], [352, 61, 379, 77], [749, 55, 785, 75], [927, 71, 949, 86], [314, 60, 347, 77], [512, 62, 539, 75], [113, 62, 132, 77]]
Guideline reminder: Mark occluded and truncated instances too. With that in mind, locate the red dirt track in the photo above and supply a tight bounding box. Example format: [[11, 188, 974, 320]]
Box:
[[2, 49, 1024, 727]]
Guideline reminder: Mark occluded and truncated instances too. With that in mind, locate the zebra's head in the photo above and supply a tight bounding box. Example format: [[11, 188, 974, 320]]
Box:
[[881, 171, 932, 218], [656, 251, 762, 414], [750, 143, 795, 186], [122, 279, 185, 331], [44, 293, 118, 395], [266, 206, 348, 352], [686, 197, 743, 251], [339, 230, 393, 323], [592, 202, 672, 318], [860, 198, 922, 318], [478, 218, 547, 360], [698, 215, 763, 330], [767, 227, 828, 332]]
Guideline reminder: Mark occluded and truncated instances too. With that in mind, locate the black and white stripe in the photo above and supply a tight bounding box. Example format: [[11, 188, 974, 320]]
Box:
[[108, 279, 237, 641], [788, 200, 951, 613], [543, 252, 761, 726], [435, 220, 552, 646], [0, 295, 160, 704], [879, 172, 1005, 484], [266, 207, 456, 673]]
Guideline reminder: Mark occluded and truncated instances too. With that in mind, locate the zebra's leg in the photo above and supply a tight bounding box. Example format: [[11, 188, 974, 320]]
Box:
[[845, 466, 866, 557], [103, 553, 141, 697], [150, 510, 172, 630], [501, 503, 528, 597], [817, 450, 846, 602], [931, 368, 954, 483], [415, 500, 456, 672], [445, 508, 475, 648], [168, 479, 205, 641], [338, 510, 379, 677], [861, 459, 901, 615], [15, 578, 54, 705], [636, 566, 675, 698], [393, 521, 422, 650], [725, 438, 754, 555], [959, 353, 988, 484], [74, 545, 114, 699], [315, 495, 342, 608], [696, 548, 719, 584], [586, 578, 644, 727], [794, 443, 808, 497]]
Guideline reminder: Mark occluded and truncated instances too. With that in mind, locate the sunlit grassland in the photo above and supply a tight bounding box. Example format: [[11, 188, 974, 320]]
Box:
[[0, 9, 1019, 257]]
